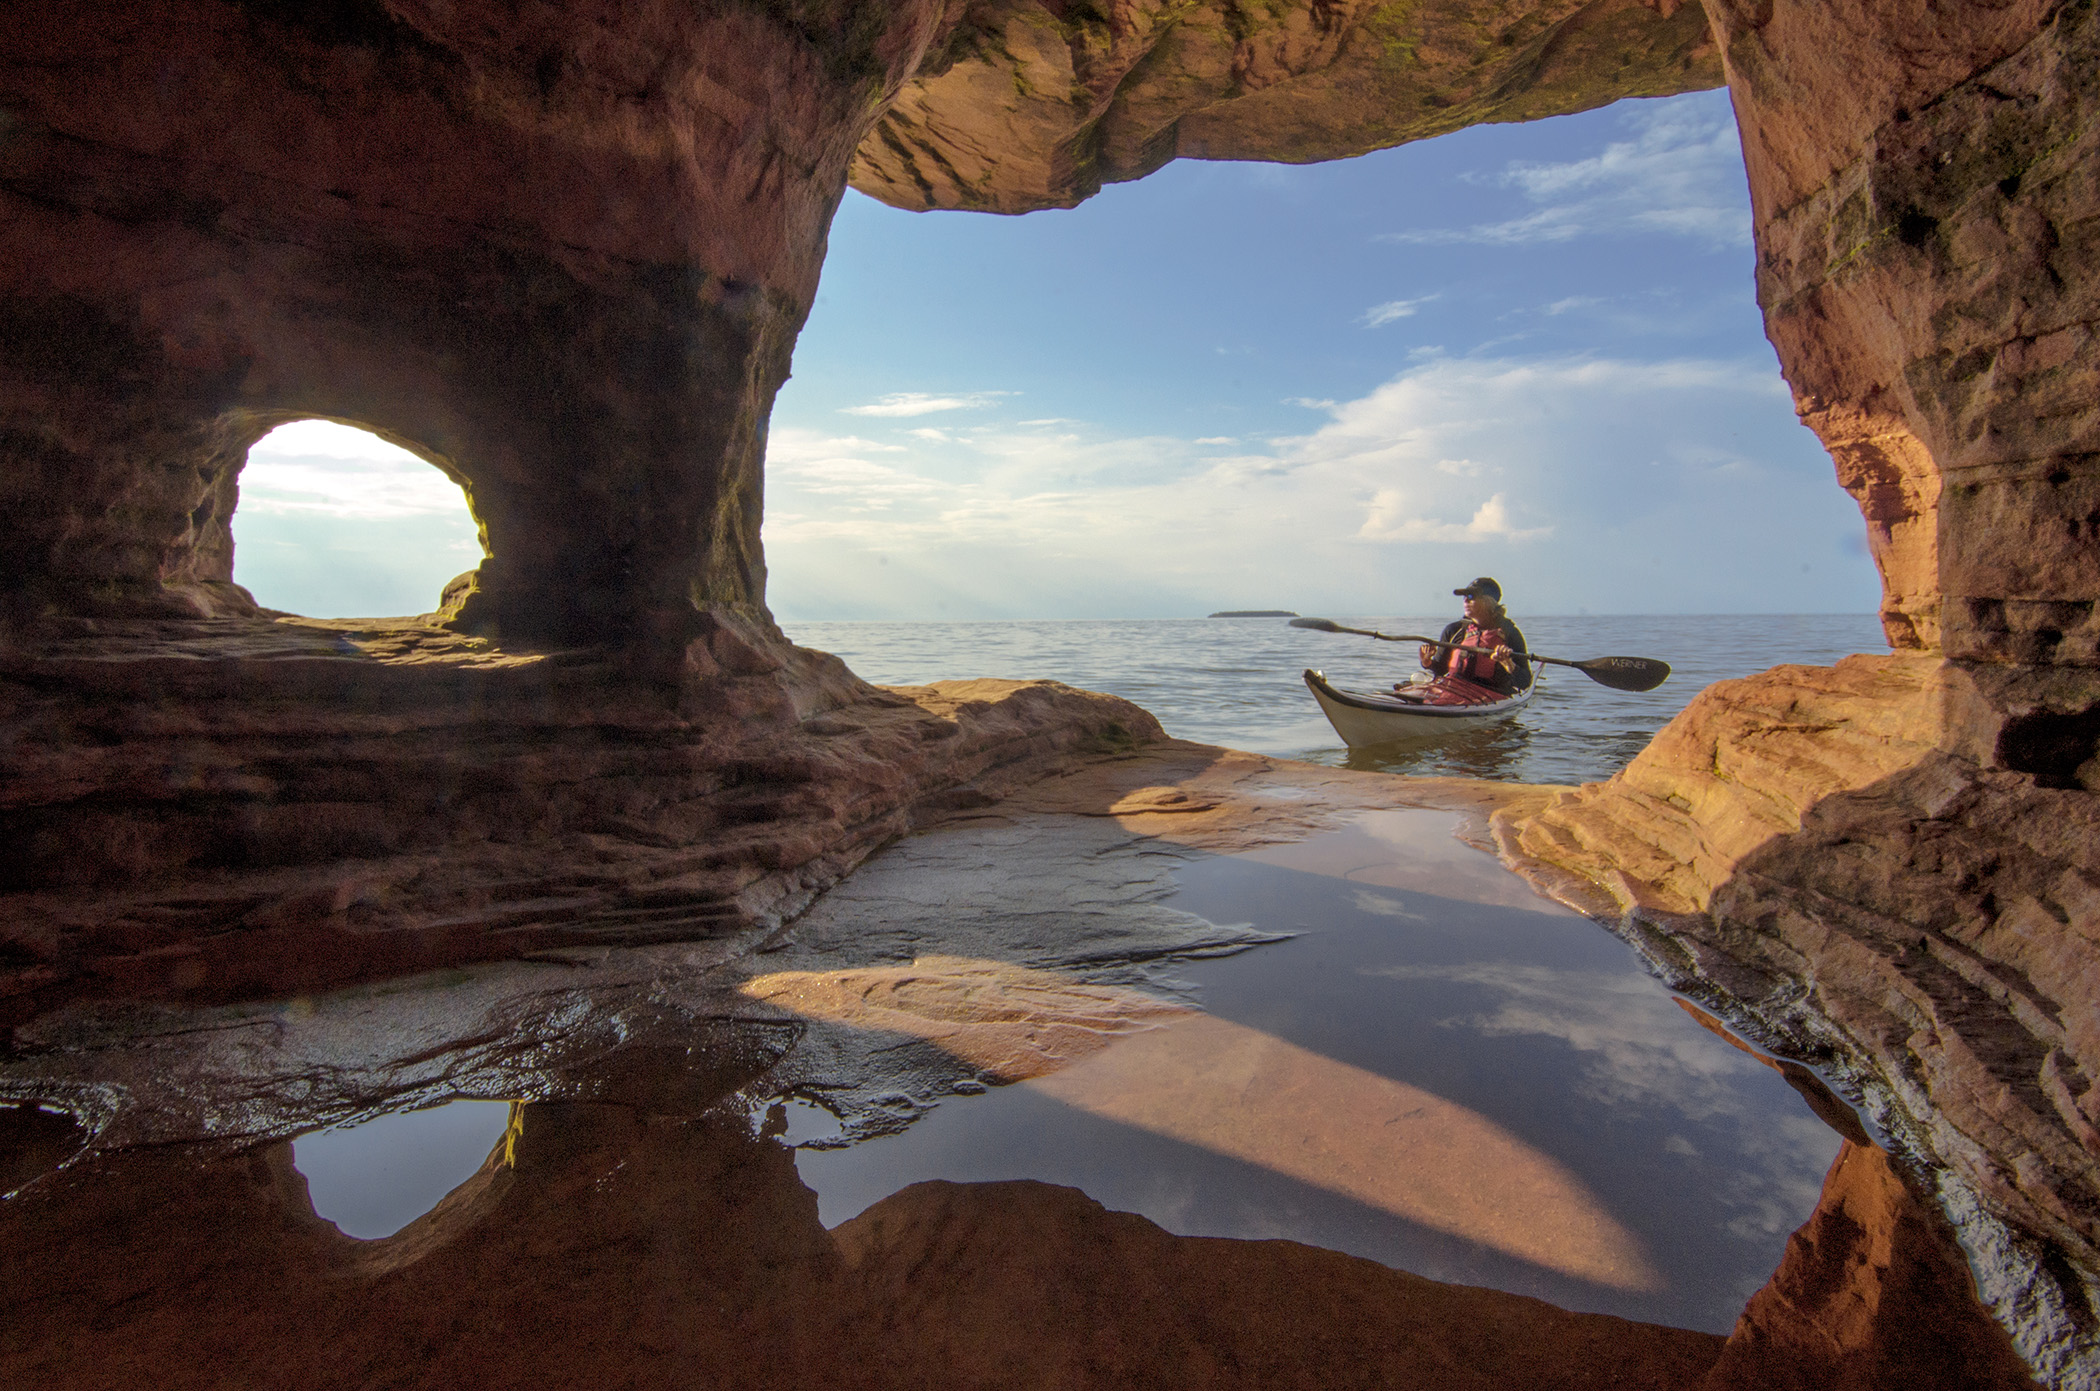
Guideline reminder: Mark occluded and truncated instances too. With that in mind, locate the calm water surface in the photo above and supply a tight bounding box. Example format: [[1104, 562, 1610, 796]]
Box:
[[788, 810, 1847, 1335], [783, 613, 1890, 784]]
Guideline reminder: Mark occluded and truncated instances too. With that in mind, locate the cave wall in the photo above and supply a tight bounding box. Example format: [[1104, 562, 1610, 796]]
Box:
[[3, 3, 2087, 692], [848, 0, 1720, 213], [1717, 0, 2100, 663], [0, 0, 1722, 644], [0, 0, 961, 642]]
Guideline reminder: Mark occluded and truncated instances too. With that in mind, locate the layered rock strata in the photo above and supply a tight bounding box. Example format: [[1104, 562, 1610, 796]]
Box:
[[0, 0, 1723, 1016], [0, 609, 1158, 1032], [1700, 1138, 2039, 1391], [0, 0, 961, 641], [1491, 4, 2100, 1378], [1501, 656, 2100, 1381], [0, 0, 1716, 643]]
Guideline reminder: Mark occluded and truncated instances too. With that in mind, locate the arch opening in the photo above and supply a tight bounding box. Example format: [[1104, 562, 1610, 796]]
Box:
[[766, 89, 1888, 632], [230, 420, 486, 621]]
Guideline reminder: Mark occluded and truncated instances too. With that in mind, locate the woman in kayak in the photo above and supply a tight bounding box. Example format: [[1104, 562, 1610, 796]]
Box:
[[1410, 577, 1532, 704]]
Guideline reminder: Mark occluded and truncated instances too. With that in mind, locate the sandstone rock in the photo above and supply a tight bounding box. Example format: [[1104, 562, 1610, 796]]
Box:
[[834, 1177, 1719, 1391], [0, 1092, 1731, 1391], [1496, 652, 2100, 1378], [0, 0, 1715, 644], [0, 1000, 2031, 1391], [0, 0, 959, 641], [0, 609, 1166, 1031], [1699, 1140, 2040, 1391], [0, 747, 2045, 1390], [1715, 0, 2100, 662], [6, 2, 2100, 1381], [850, 0, 1720, 213]]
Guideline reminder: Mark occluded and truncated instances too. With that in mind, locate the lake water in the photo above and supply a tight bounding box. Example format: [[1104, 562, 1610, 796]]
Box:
[[783, 613, 1891, 785]]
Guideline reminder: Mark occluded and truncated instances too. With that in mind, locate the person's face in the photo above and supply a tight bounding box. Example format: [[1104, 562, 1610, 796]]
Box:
[[1463, 592, 1495, 623]]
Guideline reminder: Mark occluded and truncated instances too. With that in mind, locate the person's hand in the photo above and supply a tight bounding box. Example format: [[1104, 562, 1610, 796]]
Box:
[[1492, 643, 1513, 669], [1418, 644, 1436, 667]]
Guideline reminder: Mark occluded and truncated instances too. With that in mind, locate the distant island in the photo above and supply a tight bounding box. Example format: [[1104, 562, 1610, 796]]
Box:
[[1207, 609, 1298, 618]]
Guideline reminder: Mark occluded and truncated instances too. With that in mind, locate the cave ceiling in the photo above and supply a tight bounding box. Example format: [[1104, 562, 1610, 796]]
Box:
[[846, 0, 1722, 213]]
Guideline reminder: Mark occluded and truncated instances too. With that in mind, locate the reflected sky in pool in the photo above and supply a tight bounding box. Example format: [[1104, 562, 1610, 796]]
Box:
[[792, 810, 1845, 1334], [292, 1100, 517, 1239]]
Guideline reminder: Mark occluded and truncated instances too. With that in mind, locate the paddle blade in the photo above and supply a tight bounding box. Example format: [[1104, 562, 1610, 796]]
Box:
[[1289, 617, 1345, 632], [1572, 656, 1671, 692]]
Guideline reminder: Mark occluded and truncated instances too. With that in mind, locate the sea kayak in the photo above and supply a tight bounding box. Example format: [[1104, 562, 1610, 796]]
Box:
[[1304, 668, 1537, 748]]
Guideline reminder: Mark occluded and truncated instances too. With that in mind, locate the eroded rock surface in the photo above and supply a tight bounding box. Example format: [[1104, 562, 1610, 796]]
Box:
[[1500, 654, 2100, 1382], [1700, 1139, 2039, 1391], [0, 1105, 1731, 1391], [1441, 4, 2100, 1378], [0, 0, 961, 639], [5, 1, 2100, 1383], [0, 0, 1714, 641], [0, 610, 1160, 1031], [1716, 0, 2100, 665], [849, 0, 1719, 213]]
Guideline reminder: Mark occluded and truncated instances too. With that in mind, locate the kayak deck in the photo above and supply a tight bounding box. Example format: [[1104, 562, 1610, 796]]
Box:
[[1304, 668, 1537, 748]]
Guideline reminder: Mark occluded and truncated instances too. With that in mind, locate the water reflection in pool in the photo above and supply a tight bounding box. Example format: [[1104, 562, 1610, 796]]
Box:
[[790, 810, 1845, 1334], [292, 1100, 518, 1239], [1340, 714, 1536, 779]]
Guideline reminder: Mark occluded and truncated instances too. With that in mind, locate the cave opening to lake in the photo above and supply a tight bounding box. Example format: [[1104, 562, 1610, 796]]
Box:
[[230, 420, 485, 620], [763, 89, 1884, 629]]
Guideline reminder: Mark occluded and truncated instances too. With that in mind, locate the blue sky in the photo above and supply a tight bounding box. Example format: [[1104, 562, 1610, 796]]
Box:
[[233, 89, 1882, 621]]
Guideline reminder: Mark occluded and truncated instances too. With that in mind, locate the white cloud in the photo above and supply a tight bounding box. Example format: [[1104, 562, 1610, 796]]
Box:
[[769, 433, 906, 459], [239, 421, 469, 520], [1543, 296, 1603, 316], [1357, 490, 1551, 544], [1362, 295, 1433, 328], [842, 391, 1010, 417], [763, 350, 1837, 620], [1358, 959, 1842, 1239], [1378, 101, 1750, 251]]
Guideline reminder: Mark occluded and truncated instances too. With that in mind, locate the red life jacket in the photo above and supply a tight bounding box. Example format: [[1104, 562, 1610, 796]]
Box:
[[1449, 622, 1509, 684]]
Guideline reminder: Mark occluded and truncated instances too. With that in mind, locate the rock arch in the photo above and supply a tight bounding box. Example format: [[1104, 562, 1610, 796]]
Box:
[[0, 0, 880, 641]]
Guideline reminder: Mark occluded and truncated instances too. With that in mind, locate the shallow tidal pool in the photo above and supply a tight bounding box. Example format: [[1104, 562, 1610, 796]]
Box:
[[786, 809, 1849, 1334]]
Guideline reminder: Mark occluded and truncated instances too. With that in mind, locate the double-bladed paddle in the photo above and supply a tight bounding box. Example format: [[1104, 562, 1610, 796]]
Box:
[[1288, 616, 1671, 693]]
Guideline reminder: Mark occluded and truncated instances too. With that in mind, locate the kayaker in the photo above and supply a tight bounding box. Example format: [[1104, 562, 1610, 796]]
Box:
[[1412, 577, 1532, 701]]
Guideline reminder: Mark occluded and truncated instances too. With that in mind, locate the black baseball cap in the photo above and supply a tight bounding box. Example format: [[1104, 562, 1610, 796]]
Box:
[[1453, 576, 1502, 601]]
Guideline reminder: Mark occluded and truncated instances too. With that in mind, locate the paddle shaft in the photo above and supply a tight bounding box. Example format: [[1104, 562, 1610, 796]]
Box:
[[1320, 623, 1529, 662]]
